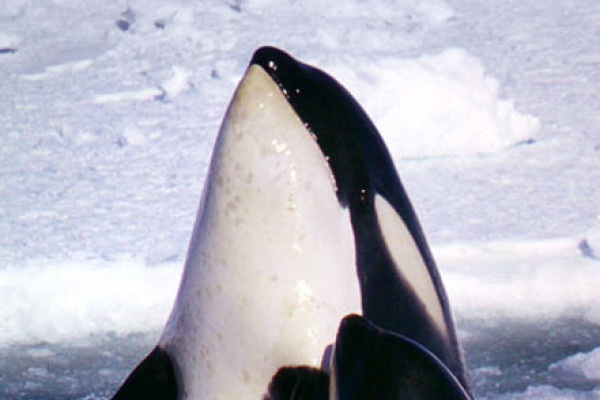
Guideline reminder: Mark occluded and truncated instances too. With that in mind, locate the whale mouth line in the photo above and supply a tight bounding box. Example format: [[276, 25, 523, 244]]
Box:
[[250, 46, 383, 210], [249, 47, 336, 179]]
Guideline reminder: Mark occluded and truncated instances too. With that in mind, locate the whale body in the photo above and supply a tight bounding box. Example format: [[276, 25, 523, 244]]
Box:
[[110, 46, 469, 400]]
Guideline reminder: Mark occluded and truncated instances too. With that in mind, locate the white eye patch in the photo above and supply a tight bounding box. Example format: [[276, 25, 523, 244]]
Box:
[[374, 194, 448, 339]]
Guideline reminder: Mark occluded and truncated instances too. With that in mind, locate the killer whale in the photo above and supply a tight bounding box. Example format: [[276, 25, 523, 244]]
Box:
[[251, 46, 467, 388], [331, 314, 471, 400], [110, 46, 469, 400], [265, 315, 471, 400]]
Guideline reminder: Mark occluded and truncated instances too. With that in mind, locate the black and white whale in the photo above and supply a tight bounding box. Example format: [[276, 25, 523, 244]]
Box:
[[110, 46, 469, 400], [331, 314, 471, 400], [266, 314, 471, 400]]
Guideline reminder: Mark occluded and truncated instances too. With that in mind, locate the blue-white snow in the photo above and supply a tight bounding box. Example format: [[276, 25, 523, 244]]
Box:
[[1, 0, 600, 399]]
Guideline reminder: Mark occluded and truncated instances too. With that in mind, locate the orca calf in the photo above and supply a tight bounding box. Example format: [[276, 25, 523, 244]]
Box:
[[330, 314, 471, 400], [265, 314, 472, 400], [110, 46, 469, 400]]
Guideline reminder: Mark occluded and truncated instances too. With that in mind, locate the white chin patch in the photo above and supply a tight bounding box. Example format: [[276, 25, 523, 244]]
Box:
[[374, 194, 448, 339]]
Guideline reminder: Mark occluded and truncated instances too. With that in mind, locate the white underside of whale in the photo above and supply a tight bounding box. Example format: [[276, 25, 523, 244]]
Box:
[[158, 65, 361, 400]]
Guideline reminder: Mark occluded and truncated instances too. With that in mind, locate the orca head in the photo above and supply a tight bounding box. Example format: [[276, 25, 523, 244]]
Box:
[[251, 47, 468, 390], [110, 46, 469, 399], [331, 314, 472, 400], [250, 46, 394, 210], [153, 48, 368, 399]]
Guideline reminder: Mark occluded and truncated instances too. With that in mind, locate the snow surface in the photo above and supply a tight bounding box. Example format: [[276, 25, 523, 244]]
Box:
[[331, 47, 540, 158], [1, 0, 600, 399]]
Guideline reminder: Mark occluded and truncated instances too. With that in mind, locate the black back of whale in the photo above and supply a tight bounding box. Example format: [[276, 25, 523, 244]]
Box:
[[252, 46, 467, 389], [265, 315, 471, 400], [333, 314, 471, 400]]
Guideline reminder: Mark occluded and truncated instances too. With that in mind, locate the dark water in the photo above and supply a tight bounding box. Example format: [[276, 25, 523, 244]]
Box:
[[2, 318, 600, 399], [461, 317, 600, 398], [0, 333, 157, 400]]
